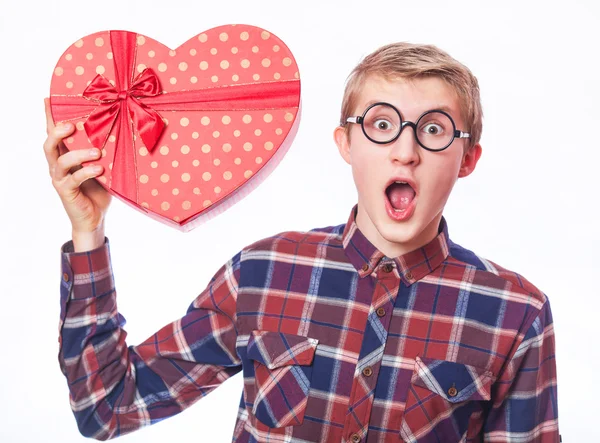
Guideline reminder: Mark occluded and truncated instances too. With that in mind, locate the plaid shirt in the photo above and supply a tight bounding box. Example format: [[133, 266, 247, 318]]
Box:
[[58, 205, 560, 442]]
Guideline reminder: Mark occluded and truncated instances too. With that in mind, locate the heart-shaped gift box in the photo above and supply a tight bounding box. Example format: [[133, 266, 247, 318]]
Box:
[[49, 25, 301, 231]]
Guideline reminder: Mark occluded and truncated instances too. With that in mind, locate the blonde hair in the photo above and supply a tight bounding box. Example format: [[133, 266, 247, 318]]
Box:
[[340, 42, 482, 150]]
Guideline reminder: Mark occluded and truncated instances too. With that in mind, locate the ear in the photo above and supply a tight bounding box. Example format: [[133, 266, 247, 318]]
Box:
[[458, 143, 482, 178], [334, 125, 352, 165]]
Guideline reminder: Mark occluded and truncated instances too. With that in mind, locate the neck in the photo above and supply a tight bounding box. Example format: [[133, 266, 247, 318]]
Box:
[[355, 207, 442, 258]]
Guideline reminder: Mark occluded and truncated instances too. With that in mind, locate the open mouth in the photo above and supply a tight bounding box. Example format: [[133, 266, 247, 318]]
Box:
[[385, 181, 416, 212]]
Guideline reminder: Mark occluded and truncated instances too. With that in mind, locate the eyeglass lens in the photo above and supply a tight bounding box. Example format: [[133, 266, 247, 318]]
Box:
[[362, 104, 455, 150]]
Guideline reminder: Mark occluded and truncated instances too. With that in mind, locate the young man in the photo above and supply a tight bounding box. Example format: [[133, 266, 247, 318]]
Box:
[[45, 42, 560, 442]]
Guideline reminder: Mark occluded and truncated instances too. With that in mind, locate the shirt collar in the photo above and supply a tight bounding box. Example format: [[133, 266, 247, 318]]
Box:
[[341, 204, 450, 284]]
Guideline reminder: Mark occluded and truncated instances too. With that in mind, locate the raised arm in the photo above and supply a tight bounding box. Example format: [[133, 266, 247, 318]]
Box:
[[58, 239, 242, 439]]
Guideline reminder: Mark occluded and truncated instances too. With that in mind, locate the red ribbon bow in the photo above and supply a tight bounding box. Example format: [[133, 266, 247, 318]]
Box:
[[82, 68, 165, 154]]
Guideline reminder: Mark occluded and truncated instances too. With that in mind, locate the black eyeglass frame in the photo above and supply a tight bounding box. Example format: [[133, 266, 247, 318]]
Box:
[[345, 101, 471, 152]]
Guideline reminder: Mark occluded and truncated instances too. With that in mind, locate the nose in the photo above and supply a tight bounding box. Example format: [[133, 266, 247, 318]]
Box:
[[389, 122, 420, 165]]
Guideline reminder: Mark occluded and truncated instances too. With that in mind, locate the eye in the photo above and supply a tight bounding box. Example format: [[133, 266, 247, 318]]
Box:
[[373, 119, 394, 131], [422, 123, 443, 135]]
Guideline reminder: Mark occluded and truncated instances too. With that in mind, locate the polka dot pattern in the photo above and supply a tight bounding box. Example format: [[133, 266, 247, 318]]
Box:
[[49, 25, 300, 230]]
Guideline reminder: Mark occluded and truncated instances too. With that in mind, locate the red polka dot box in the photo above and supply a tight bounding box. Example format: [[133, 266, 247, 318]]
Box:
[[49, 25, 301, 232]]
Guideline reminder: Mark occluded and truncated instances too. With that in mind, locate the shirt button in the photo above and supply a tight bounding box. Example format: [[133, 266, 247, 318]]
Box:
[[361, 263, 369, 272], [350, 433, 361, 443], [448, 386, 458, 397], [382, 263, 393, 273], [376, 307, 386, 317], [63, 273, 69, 282], [362, 366, 373, 377], [405, 271, 413, 280]]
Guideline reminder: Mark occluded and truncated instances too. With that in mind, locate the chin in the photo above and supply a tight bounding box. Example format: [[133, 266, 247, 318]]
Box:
[[378, 219, 423, 245]]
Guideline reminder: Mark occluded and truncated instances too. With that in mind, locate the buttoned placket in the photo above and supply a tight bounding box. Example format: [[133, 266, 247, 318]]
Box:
[[343, 259, 401, 443]]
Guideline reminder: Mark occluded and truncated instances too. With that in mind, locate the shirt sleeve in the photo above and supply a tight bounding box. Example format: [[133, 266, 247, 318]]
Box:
[[483, 298, 560, 442], [58, 237, 243, 440]]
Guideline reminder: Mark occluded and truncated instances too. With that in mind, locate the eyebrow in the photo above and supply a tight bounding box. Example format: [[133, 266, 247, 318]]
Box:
[[361, 100, 458, 119]]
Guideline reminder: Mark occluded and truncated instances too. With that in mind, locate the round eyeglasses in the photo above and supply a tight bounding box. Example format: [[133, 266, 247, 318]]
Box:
[[345, 102, 470, 151]]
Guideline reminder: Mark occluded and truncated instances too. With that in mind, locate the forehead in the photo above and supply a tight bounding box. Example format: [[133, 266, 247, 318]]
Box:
[[354, 75, 463, 122]]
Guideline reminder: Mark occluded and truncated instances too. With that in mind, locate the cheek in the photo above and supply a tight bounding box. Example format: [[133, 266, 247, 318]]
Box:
[[421, 156, 462, 197], [351, 164, 369, 194], [350, 147, 381, 189]]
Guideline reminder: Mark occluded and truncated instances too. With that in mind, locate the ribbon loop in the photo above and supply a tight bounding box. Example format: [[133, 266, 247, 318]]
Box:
[[83, 74, 119, 102], [130, 68, 162, 98]]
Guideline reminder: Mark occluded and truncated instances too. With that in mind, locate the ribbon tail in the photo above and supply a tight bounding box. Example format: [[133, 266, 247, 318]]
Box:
[[128, 97, 165, 152], [110, 101, 138, 204], [84, 102, 121, 150]]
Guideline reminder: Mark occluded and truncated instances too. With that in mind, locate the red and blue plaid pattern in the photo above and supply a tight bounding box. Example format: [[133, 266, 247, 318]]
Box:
[[247, 330, 318, 428], [58, 204, 560, 442]]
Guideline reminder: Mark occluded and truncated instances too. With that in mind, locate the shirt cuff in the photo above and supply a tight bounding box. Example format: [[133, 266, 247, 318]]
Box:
[[61, 236, 109, 254], [60, 237, 113, 301]]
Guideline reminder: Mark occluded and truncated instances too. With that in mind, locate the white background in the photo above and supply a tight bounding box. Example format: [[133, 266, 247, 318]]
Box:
[[1, 0, 598, 441]]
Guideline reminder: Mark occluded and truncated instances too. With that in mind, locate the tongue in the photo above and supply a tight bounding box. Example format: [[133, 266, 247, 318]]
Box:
[[387, 183, 415, 210]]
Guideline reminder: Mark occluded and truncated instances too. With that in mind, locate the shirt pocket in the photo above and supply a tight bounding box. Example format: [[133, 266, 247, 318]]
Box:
[[400, 356, 495, 442], [246, 330, 319, 428]]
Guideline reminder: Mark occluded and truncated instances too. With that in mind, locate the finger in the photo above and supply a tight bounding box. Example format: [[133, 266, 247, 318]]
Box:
[[43, 121, 75, 169], [53, 148, 101, 182], [45, 97, 85, 163], [63, 165, 104, 195]]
